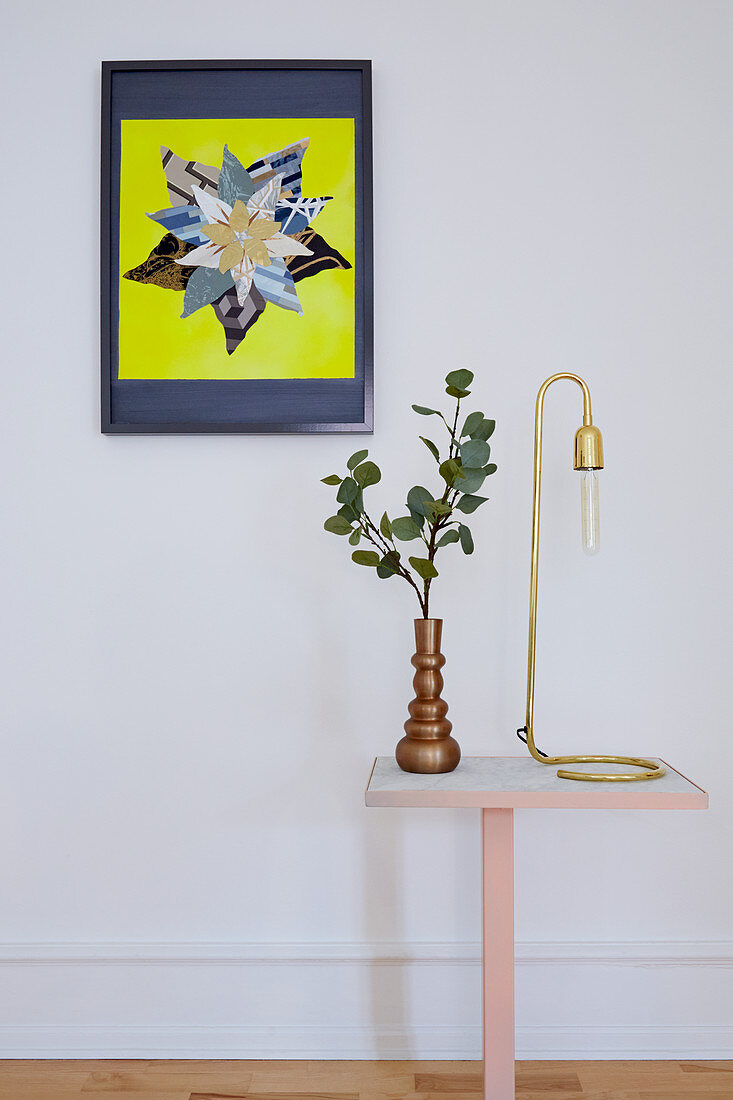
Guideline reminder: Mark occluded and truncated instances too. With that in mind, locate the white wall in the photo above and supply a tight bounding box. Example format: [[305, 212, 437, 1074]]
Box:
[[1, 0, 732, 1059]]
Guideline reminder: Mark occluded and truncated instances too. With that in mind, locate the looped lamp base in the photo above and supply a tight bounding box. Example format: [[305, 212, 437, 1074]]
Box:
[[516, 726, 665, 781], [553, 755, 665, 782]]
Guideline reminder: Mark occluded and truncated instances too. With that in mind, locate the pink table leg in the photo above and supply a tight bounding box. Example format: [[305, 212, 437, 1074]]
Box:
[[482, 808, 515, 1100]]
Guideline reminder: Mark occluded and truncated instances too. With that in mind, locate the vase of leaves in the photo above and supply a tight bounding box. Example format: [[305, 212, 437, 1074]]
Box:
[[321, 369, 496, 773]]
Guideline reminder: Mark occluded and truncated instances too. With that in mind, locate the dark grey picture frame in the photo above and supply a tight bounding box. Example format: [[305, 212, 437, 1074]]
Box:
[[101, 59, 373, 434]]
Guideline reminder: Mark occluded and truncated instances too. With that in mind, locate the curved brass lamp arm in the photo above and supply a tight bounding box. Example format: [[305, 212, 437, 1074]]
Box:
[[524, 374, 664, 782]]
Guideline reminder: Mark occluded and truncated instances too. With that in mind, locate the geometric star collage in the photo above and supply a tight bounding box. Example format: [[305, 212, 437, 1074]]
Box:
[[124, 138, 351, 355]]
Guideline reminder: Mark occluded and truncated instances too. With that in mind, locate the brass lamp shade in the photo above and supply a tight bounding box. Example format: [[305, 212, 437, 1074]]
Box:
[[573, 424, 604, 470]]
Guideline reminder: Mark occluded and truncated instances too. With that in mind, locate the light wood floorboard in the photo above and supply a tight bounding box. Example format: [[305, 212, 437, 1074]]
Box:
[[0, 1060, 730, 1098]]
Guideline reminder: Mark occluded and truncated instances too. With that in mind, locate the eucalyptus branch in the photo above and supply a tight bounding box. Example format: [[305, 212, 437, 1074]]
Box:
[[360, 511, 391, 555], [321, 369, 496, 619], [361, 510, 428, 613]]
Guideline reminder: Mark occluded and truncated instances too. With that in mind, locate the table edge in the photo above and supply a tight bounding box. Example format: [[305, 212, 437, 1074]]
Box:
[[364, 757, 708, 810]]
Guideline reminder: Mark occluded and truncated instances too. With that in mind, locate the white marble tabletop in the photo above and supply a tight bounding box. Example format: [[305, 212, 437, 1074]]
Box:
[[365, 756, 707, 810]]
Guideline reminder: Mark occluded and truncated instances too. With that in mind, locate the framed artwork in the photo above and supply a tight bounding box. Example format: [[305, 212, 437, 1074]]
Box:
[[101, 60, 373, 433]]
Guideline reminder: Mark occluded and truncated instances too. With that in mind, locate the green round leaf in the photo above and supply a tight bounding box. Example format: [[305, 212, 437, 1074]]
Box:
[[376, 550, 400, 578], [485, 462, 498, 475], [420, 436, 440, 461], [460, 439, 491, 467], [439, 458, 462, 486], [436, 529, 460, 548], [458, 523, 474, 554], [446, 385, 471, 398], [324, 515, 353, 535], [380, 511, 392, 538], [352, 550, 380, 567], [353, 460, 381, 488], [455, 467, 486, 494], [471, 417, 495, 441], [426, 499, 451, 518], [409, 556, 439, 580], [348, 529, 361, 546], [406, 485, 433, 518], [461, 411, 484, 438], [445, 369, 475, 390], [412, 404, 440, 416], [456, 494, 488, 514], [321, 474, 342, 486], [336, 476, 359, 505], [391, 516, 422, 541], [338, 503, 359, 522], [347, 449, 369, 471]]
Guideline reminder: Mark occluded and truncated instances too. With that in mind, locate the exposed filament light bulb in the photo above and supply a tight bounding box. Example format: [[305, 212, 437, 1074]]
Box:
[[580, 469, 600, 555]]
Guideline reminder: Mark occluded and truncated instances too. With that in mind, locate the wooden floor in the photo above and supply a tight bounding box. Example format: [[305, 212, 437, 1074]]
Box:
[[0, 1059, 731, 1100]]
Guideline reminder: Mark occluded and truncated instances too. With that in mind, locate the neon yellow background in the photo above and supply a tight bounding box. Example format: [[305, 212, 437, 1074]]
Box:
[[118, 118, 355, 380]]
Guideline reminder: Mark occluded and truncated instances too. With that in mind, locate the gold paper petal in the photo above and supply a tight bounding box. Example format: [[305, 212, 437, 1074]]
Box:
[[229, 199, 250, 233], [243, 240, 269, 266], [246, 217, 279, 241], [219, 241, 245, 273], [202, 223, 235, 246]]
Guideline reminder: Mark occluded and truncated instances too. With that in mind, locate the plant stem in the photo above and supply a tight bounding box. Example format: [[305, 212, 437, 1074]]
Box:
[[448, 398, 461, 460], [360, 509, 427, 616]]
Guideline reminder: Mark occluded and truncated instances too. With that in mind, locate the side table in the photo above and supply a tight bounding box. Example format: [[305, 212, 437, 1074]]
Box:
[[365, 756, 708, 1100]]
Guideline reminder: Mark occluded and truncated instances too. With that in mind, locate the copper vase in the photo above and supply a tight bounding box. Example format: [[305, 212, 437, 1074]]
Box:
[[395, 618, 461, 774]]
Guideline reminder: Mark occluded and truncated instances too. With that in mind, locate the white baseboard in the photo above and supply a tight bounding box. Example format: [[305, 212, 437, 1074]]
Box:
[[0, 1024, 731, 1060], [1, 939, 731, 965], [0, 941, 730, 1059]]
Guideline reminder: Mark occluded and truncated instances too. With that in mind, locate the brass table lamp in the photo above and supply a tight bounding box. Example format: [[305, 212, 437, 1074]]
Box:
[[519, 373, 664, 782]]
